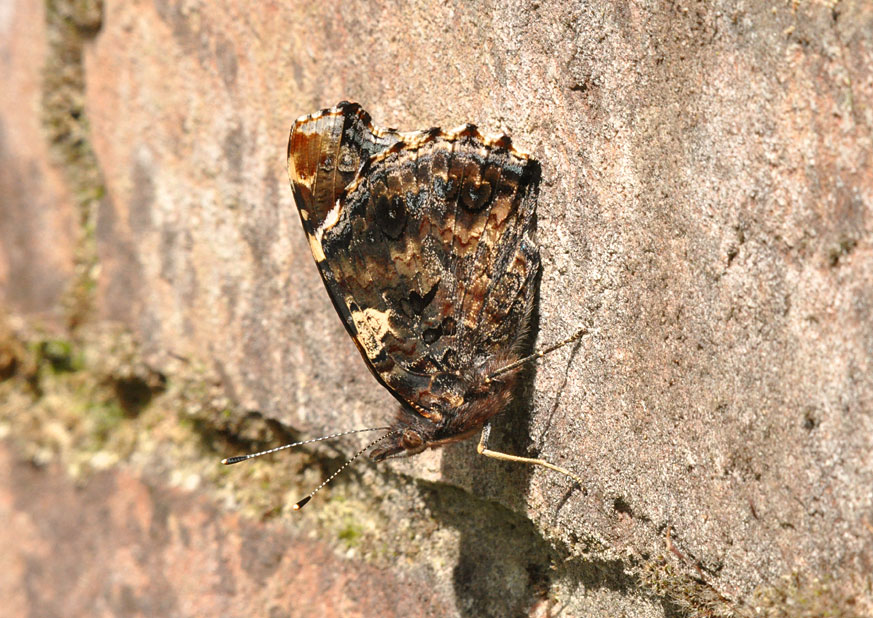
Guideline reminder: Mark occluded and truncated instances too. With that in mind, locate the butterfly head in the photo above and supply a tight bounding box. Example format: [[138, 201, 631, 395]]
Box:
[[369, 426, 427, 461]]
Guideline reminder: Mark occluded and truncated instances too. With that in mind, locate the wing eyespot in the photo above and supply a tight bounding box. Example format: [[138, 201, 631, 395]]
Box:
[[373, 192, 408, 240]]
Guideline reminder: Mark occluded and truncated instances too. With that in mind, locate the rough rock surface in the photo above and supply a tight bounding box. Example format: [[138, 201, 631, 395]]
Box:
[[1, 1, 871, 616]]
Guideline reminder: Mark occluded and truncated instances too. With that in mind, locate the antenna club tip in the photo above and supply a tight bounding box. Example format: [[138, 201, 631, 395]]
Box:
[[293, 496, 311, 510], [222, 456, 245, 465]]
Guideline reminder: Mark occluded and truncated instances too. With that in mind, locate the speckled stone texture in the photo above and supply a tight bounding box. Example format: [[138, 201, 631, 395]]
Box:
[[1, 0, 871, 616]]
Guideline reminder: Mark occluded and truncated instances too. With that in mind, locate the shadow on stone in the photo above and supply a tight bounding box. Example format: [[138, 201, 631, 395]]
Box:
[[420, 480, 691, 617]]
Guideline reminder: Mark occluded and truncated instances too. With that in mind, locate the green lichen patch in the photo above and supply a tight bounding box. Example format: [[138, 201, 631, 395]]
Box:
[[0, 316, 163, 472]]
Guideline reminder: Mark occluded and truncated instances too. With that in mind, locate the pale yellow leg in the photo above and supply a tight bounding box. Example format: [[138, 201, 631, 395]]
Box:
[[476, 423, 584, 487]]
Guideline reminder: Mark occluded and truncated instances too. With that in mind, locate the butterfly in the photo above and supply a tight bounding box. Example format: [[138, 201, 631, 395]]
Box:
[[224, 102, 584, 508]]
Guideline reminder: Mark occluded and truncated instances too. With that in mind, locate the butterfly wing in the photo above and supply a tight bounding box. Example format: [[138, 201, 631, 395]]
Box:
[[288, 106, 540, 420], [287, 101, 405, 237]]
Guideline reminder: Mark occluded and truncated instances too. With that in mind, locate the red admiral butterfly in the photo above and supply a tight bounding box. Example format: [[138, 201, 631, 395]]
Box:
[[223, 102, 584, 508]]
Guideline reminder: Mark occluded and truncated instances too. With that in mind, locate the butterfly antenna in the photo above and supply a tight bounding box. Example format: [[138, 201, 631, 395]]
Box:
[[293, 430, 401, 510], [487, 326, 587, 380], [221, 427, 392, 465]]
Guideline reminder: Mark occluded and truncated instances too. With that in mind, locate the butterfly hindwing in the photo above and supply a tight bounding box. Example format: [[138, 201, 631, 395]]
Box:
[[311, 124, 540, 413]]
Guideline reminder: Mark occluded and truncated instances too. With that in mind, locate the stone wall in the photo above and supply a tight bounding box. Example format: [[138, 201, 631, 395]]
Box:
[[1, 1, 871, 616]]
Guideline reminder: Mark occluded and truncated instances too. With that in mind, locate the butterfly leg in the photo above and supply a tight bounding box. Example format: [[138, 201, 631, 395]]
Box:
[[476, 422, 584, 487]]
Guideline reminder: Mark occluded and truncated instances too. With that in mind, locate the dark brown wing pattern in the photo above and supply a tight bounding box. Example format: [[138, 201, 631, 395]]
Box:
[[287, 103, 541, 459]]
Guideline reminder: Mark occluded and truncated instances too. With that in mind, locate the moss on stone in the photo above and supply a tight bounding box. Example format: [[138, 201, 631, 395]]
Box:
[[42, 0, 105, 330]]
